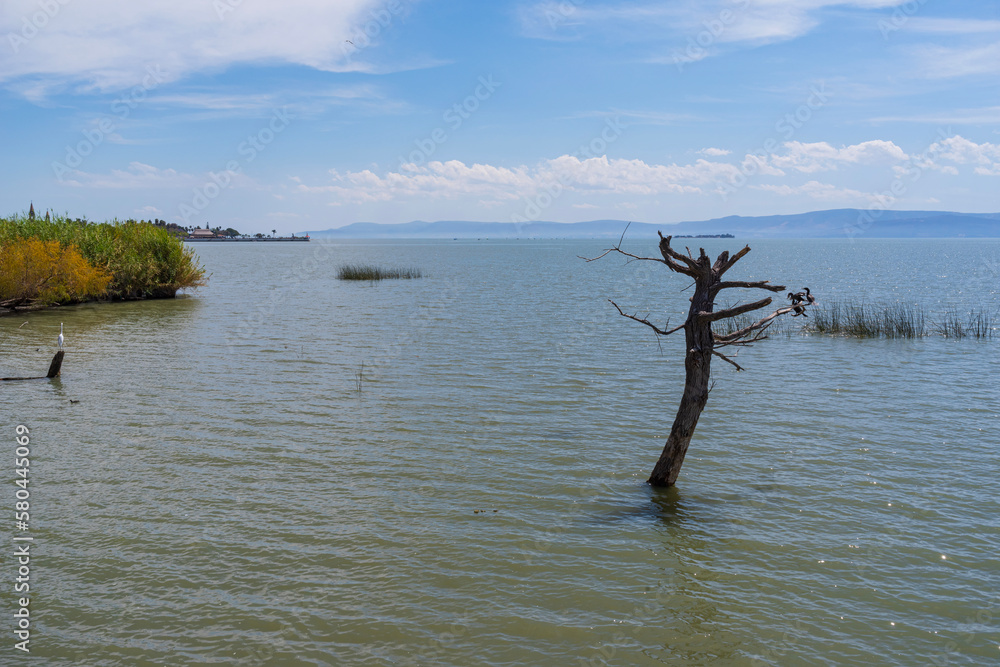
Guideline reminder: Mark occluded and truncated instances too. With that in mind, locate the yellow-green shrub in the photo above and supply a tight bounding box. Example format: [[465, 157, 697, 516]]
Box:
[[0, 238, 111, 307]]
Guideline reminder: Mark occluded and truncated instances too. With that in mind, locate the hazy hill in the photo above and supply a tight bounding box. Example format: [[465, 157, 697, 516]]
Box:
[[302, 209, 1000, 239]]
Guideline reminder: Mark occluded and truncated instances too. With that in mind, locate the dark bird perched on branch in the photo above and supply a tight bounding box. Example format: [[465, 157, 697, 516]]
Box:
[[787, 291, 807, 317]]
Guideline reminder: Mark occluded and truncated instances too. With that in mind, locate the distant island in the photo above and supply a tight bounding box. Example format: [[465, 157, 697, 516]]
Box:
[[301, 209, 1000, 239]]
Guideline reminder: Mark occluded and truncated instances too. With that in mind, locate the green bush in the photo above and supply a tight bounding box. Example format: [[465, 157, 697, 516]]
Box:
[[0, 212, 206, 303]]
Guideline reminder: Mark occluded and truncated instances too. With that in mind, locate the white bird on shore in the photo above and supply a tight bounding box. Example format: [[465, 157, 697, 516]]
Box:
[[57, 323, 64, 350]]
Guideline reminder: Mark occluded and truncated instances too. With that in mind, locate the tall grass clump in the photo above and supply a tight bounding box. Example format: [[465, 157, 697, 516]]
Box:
[[935, 308, 996, 339], [0, 212, 206, 307], [337, 264, 422, 281], [809, 301, 926, 338]]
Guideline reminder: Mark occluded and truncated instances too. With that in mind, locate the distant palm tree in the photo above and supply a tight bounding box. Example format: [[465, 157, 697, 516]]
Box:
[[272, 229, 277, 237]]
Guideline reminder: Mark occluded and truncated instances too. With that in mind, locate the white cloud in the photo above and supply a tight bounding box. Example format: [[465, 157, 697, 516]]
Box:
[[927, 135, 1000, 165], [297, 155, 747, 204], [295, 139, 930, 205], [0, 0, 399, 93], [135, 205, 163, 217], [769, 139, 908, 173], [923, 135, 1000, 176]]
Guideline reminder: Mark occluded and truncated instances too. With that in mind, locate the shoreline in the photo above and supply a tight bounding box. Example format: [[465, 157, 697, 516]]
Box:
[[183, 237, 309, 242], [0, 291, 190, 317]]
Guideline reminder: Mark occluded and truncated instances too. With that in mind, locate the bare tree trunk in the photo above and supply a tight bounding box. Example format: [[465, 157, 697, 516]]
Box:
[[586, 231, 806, 488], [648, 276, 714, 486]]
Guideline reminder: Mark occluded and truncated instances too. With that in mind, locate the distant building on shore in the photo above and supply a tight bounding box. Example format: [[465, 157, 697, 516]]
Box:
[[188, 228, 217, 239]]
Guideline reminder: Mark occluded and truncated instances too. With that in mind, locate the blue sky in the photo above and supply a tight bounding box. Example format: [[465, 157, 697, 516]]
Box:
[[1, 0, 998, 234]]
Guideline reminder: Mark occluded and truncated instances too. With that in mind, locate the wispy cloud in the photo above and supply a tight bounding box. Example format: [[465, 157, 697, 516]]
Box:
[[520, 0, 913, 51], [753, 180, 875, 203], [912, 42, 1000, 78], [869, 107, 1000, 125], [904, 18, 1000, 34], [151, 84, 405, 117], [0, 0, 419, 95], [569, 109, 697, 126], [58, 161, 255, 190]]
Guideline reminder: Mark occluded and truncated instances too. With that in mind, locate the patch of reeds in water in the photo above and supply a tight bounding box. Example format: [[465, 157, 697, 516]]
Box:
[[337, 264, 422, 281], [934, 308, 996, 339], [809, 301, 999, 340], [809, 301, 926, 338]]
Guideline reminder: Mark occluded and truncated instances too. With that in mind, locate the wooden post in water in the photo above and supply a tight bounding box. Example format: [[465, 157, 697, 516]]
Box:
[[47, 351, 64, 378]]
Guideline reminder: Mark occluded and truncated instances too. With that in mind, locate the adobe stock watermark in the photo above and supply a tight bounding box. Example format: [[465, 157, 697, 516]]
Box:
[[930, 595, 1000, 666], [878, 0, 929, 39], [672, 0, 752, 73], [7, 0, 73, 54], [178, 107, 293, 224], [509, 116, 627, 226], [341, 0, 407, 58], [398, 75, 501, 169], [843, 127, 952, 240], [717, 82, 831, 202], [51, 65, 168, 181], [542, 0, 585, 30]]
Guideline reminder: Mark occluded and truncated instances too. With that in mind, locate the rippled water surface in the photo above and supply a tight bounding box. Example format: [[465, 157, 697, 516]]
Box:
[[2, 238, 999, 665]]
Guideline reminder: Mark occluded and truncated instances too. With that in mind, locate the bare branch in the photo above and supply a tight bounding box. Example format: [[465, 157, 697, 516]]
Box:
[[711, 280, 786, 294], [714, 327, 771, 348], [712, 349, 745, 371], [579, 223, 668, 264], [609, 299, 684, 337], [713, 304, 804, 344], [716, 245, 752, 277], [656, 232, 699, 276], [699, 296, 773, 323]]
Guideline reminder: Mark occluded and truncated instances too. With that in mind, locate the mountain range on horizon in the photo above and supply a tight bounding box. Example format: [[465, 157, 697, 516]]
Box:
[[302, 209, 1000, 239]]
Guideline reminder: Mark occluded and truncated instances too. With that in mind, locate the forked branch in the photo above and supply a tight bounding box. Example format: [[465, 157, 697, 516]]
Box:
[[609, 299, 684, 337], [712, 349, 745, 371], [710, 280, 785, 295], [699, 296, 774, 323]]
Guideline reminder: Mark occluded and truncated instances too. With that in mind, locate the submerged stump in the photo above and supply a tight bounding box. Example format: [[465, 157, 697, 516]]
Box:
[[1, 351, 65, 382]]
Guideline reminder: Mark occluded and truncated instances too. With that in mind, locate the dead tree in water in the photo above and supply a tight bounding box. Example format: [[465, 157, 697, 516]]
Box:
[[586, 231, 809, 488]]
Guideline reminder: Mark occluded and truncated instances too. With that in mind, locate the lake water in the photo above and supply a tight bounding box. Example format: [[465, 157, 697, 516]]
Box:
[[2, 238, 999, 666]]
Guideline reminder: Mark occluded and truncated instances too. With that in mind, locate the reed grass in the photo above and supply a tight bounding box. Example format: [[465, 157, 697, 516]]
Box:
[[934, 308, 996, 339], [810, 301, 926, 338], [338, 264, 422, 281], [1, 212, 207, 301]]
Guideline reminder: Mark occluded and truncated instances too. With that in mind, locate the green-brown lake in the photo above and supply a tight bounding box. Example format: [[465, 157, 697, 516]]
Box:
[[2, 238, 998, 665]]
